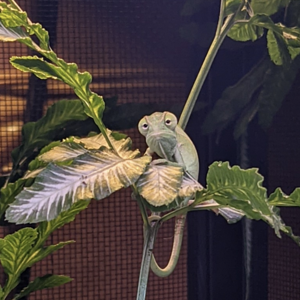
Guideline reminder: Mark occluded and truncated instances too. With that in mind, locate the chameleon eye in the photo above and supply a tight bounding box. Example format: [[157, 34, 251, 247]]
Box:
[[142, 123, 148, 130], [165, 119, 172, 126]]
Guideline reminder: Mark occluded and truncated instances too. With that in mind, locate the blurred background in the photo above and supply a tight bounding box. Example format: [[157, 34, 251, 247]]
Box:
[[0, 0, 299, 299]]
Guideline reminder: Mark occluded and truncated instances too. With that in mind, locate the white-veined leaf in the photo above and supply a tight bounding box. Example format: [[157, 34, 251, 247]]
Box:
[[6, 147, 151, 224], [38, 131, 134, 163], [178, 174, 203, 199], [38, 142, 88, 163], [0, 21, 27, 41], [136, 161, 183, 206]]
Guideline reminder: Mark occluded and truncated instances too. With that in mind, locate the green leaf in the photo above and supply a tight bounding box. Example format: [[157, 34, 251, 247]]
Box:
[[205, 162, 300, 243], [0, 6, 28, 27], [251, 0, 283, 16], [28, 23, 49, 49], [0, 178, 34, 220], [206, 162, 269, 217], [224, 0, 243, 16], [233, 96, 260, 139], [6, 138, 151, 224], [268, 188, 300, 206], [28, 241, 74, 268], [14, 274, 72, 300], [267, 29, 290, 65], [202, 59, 270, 136], [87, 92, 105, 119], [10, 55, 69, 80], [0, 227, 37, 276], [10, 56, 93, 93], [136, 160, 183, 207], [227, 22, 263, 42], [257, 56, 300, 128], [288, 46, 300, 59], [11, 99, 88, 168]]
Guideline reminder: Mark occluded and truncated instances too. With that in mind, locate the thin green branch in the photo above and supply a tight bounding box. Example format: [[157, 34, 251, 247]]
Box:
[[179, 0, 246, 130], [216, 0, 226, 36], [136, 221, 160, 300]]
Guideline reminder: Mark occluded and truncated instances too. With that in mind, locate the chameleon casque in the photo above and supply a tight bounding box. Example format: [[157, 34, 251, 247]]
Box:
[[138, 111, 242, 277]]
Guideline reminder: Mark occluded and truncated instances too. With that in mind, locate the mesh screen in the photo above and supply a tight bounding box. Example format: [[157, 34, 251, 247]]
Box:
[[268, 70, 300, 300], [0, 0, 190, 299]]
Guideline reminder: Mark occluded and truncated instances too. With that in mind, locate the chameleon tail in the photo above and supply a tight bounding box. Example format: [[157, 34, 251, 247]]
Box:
[[150, 214, 186, 277]]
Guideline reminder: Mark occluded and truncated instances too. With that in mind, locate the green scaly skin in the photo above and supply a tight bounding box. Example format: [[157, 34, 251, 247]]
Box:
[[138, 111, 199, 277]]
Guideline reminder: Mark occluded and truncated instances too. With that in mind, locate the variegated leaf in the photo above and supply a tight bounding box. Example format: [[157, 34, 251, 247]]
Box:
[[178, 174, 203, 199], [6, 148, 151, 224], [38, 131, 137, 163], [136, 161, 183, 206], [38, 142, 87, 162]]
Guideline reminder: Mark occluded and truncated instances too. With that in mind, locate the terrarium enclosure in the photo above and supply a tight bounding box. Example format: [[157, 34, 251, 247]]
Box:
[[0, 0, 300, 299]]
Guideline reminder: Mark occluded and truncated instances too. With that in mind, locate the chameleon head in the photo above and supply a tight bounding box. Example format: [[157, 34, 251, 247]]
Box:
[[138, 111, 178, 159]]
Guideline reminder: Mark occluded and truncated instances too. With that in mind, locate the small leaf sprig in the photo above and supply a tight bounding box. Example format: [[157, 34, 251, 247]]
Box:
[[0, 0, 114, 150]]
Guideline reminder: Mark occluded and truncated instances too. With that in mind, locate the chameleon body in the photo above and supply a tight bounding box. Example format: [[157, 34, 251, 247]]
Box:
[[138, 111, 244, 277], [138, 111, 198, 277], [138, 111, 199, 181]]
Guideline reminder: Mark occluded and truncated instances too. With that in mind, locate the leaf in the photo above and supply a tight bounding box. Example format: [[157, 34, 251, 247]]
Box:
[[11, 99, 88, 167], [37, 130, 132, 164], [6, 142, 151, 224], [224, 0, 242, 16], [251, 0, 283, 16], [73, 130, 129, 151], [14, 274, 72, 300], [28, 241, 74, 268], [288, 46, 300, 59], [268, 188, 300, 206], [38, 142, 88, 163], [233, 95, 260, 139], [0, 21, 27, 41], [178, 174, 203, 199], [202, 58, 270, 136], [136, 160, 183, 207], [10, 55, 73, 80], [267, 29, 290, 65], [0, 227, 37, 276], [0, 6, 28, 27], [205, 162, 300, 243], [0, 178, 34, 220], [257, 56, 300, 128], [227, 22, 263, 42], [28, 23, 49, 49]]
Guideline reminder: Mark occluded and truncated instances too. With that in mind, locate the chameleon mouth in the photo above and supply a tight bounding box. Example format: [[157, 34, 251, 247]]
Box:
[[146, 132, 177, 159]]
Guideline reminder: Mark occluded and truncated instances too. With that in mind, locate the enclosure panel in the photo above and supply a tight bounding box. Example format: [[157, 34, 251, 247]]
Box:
[[0, 0, 191, 299]]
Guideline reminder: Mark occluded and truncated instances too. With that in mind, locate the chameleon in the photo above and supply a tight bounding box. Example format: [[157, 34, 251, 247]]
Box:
[[138, 111, 199, 277], [138, 111, 243, 277]]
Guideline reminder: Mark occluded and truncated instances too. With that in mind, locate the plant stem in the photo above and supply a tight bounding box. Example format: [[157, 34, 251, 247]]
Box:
[[136, 221, 160, 300], [178, 8, 237, 130]]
